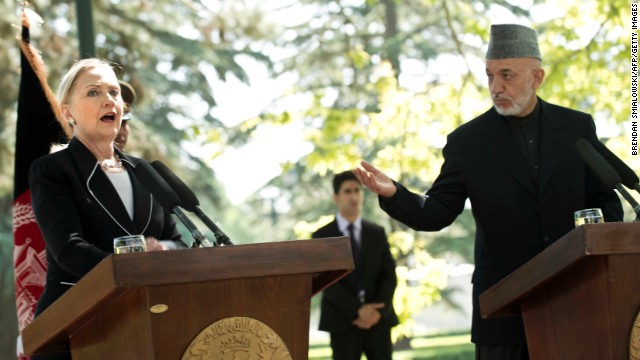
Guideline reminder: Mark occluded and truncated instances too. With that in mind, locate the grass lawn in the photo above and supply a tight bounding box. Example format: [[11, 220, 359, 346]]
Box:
[[309, 331, 474, 360]]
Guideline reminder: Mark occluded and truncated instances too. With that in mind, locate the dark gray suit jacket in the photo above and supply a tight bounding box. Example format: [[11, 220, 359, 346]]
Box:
[[29, 137, 184, 316], [312, 219, 399, 333], [380, 98, 623, 345]]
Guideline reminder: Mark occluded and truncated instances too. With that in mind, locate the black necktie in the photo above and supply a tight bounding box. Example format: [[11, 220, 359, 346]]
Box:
[[348, 223, 361, 266], [347, 223, 363, 297]]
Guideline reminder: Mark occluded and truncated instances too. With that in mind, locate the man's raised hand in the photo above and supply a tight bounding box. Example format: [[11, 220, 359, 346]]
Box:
[[354, 161, 397, 198]]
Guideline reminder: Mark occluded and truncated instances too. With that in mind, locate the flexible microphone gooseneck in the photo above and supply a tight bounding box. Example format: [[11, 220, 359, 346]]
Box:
[[135, 161, 215, 247], [575, 138, 640, 219], [592, 140, 640, 193], [151, 160, 233, 245]]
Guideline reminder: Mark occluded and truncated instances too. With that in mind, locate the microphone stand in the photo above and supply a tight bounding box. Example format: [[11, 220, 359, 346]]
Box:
[[172, 206, 217, 247], [135, 161, 217, 246], [614, 184, 640, 221], [192, 206, 233, 245]]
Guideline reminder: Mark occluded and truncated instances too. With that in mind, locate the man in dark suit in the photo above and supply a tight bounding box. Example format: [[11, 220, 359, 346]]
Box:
[[354, 24, 623, 360], [312, 171, 399, 360]]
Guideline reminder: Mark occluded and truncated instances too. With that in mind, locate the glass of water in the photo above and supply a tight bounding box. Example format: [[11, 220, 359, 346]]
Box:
[[114, 235, 147, 254], [574, 208, 604, 227]]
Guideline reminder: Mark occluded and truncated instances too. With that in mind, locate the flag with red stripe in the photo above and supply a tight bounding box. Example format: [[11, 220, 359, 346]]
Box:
[[13, 9, 70, 358]]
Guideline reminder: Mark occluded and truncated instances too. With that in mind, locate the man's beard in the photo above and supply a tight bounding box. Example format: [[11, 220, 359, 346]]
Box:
[[493, 88, 534, 117]]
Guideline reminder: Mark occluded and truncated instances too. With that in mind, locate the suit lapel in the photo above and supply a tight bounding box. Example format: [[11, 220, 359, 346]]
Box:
[[331, 218, 366, 260], [69, 138, 139, 235], [328, 220, 342, 237], [483, 110, 537, 196], [360, 222, 371, 254], [537, 99, 567, 196], [118, 152, 153, 234]]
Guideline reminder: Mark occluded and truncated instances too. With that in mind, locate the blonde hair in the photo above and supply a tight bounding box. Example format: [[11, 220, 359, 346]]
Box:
[[56, 58, 119, 105], [57, 58, 121, 134]]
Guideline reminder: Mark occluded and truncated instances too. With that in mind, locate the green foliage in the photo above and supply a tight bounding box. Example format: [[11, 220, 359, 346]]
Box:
[[0, 1, 279, 353], [0, 0, 632, 355], [234, 0, 631, 342], [537, 1, 628, 122], [391, 231, 449, 341], [0, 0, 284, 239]]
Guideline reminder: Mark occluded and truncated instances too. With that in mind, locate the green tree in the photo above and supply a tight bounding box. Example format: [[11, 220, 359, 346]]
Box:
[[0, 0, 632, 355], [231, 0, 632, 341], [0, 0, 280, 354]]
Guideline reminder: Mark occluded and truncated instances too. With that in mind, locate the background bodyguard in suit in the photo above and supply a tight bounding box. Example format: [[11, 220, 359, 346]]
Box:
[[312, 171, 399, 360], [354, 24, 623, 360]]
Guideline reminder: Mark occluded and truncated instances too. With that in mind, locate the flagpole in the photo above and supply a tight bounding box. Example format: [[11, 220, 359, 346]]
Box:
[[75, 0, 95, 58]]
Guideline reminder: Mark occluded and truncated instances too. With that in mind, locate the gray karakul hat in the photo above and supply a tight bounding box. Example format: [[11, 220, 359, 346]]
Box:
[[486, 24, 542, 60]]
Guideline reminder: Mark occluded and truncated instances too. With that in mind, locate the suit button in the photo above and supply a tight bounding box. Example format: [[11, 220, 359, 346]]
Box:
[[543, 236, 550, 242]]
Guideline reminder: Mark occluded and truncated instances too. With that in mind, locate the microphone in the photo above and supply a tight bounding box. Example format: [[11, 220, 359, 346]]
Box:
[[134, 161, 215, 247], [151, 160, 233, 245], [591, 140, 640, 193], [575, 138, 640, 218]]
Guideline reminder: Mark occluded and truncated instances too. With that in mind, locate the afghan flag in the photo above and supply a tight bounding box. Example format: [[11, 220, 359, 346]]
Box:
[[13, 9, 70, 356]]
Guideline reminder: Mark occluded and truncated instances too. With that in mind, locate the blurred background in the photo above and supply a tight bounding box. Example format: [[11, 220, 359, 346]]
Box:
[[0, 0, 634, 358]]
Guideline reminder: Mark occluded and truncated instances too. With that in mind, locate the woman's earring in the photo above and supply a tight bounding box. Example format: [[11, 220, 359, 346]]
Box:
[[69, 118, 76, 126]]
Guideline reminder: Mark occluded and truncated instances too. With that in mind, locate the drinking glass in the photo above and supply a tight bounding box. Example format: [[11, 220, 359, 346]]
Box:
[[113, 235, 146, 254], [574, 208, 604, 227]]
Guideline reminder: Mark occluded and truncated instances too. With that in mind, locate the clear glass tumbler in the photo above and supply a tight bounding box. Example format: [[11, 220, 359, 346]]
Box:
[[574, 208, 604, 227], [113, 235, 147, 254]]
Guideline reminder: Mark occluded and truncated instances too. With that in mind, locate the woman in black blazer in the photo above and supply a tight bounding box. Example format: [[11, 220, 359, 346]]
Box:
[[29, 59, 185, 360]]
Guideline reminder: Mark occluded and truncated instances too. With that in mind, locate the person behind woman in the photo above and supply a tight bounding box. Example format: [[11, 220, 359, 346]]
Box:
[[28, 58, 186, 360], [114, 79, 135, 151]]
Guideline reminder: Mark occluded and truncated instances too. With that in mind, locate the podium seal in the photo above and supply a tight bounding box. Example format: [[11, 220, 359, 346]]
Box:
[[631, 310, 640, 360], [182, 316, 292, 360]]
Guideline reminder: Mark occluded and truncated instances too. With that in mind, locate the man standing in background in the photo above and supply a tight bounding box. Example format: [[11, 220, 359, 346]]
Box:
[[114, 79, 136, 152], [312, 170, 399, 360]]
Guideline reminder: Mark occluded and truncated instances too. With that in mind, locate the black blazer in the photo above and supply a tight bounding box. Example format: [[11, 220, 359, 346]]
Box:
[[380, 99, 623, 345], [312, 219, 399, 332], [29, 137, 184, 315]]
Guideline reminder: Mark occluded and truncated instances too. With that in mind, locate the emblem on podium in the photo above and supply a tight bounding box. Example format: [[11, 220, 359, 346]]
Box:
[[182, 316, 292, 360]]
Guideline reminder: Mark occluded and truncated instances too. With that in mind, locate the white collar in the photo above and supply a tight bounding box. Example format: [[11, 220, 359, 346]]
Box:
[[336, 213, 362, 234]]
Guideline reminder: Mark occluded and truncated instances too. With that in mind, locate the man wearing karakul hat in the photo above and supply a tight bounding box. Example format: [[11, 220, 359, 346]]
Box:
[[354, 24, 622, 359]]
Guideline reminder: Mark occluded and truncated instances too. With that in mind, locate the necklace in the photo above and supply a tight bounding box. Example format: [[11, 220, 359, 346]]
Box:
[[99, 155, 123, 170]]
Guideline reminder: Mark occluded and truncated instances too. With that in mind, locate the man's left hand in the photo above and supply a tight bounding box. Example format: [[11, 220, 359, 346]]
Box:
[[352, 302, 384, 329]]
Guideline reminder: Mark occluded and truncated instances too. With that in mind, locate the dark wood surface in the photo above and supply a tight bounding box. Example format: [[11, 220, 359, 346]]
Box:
[[479, 222, 640, 317], [479, 222, 640, 359], [22, 237, 353, 358], [519, 253, 640, 359]]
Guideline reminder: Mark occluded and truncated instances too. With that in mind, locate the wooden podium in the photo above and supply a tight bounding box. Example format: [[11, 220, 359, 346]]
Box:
[[480, 222, 640, 359], [22, 237, 353, 359]]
